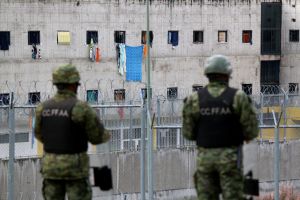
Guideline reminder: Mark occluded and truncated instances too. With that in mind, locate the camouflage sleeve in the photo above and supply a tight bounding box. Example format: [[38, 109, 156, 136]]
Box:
[[182, 93, 200, 141], [34, 103, 43, 143], [72, 101, 110, 144], [233, 91, 259, 141]]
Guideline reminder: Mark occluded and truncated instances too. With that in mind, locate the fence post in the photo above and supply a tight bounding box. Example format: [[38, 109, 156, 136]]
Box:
[[8, 92, 15, 200], [259, 93, 264, 143], [283, 92, 288, 142], [157, 98, 161, 125], [176, 128, 180, 148], [157, 97, 161, 149], [146, 101, 153, 200], [129, 100, 133, 150], [140, 103, 146, 200], [272, 110, 281, 200], [101, 100, 105, 118]]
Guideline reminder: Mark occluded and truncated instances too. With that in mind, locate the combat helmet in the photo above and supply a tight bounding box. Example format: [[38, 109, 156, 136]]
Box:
[[204, 55, 232, 76], [52, 64, 80, 84]]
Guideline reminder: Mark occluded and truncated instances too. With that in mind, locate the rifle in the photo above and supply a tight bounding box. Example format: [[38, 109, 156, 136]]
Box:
[[238, 145, 259, 198], [90, 166, 113, 191], [244, 170, 259, 199]]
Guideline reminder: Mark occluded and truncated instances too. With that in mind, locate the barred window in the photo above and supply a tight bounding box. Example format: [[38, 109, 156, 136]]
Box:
[[57, 31, 71, 45], [168, 31, 179, 46], [167, 87, 178, 100], [109, 129, 121, 151], [123, 128, 141, 139], [218, 30, 227, 43], [141, 88, 152, 99], [289, 83, 299, 94], [87, 31, 98, 44], [114, 31, 126, 44], [87, 90, 98, 104], [193, 31, 204, 43], [0, 31, 10, 50], [157, 129, 177, 148], [28, 31, 40, 45], [114, 89, 125, 101], [0, 93, 10, 105], [28, 92, 40, 105], [123, 128, 141, 150], [141, 31, 153, 46], [289, 30, 299, 42], [242, 30, 252, 43], [242, 84, 253, 95]]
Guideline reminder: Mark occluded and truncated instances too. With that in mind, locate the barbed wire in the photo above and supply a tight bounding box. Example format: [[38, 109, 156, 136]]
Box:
[[0, 82, 300, 159], [0, 80, 298, 105]]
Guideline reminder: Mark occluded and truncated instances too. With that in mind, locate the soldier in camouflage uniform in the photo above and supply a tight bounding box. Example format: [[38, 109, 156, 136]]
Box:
[[182, 55, 258, 200], [34, 64, 110, 200]]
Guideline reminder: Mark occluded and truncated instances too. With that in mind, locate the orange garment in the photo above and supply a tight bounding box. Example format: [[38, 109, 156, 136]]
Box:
[[143, 45, 147, 58], [96, 47, 101, 62]]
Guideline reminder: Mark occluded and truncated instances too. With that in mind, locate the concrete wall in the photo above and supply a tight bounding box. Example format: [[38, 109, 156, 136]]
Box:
[[280, 1, 300, 86], [0, 0, 299, 97], [0, 0, 267, 100], [0, 0, 262, 59], [1, 141, 300, 199]]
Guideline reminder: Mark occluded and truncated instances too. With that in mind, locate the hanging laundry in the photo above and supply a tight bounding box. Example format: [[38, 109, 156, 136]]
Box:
[[117, 44, 126, 75], [32, 44, 37, 59], [125, 45, 143, 82], [119, 44, 126, 75], [116, 44, 121, 71], [143, 45, 147, 58], [92, 48, 96, 61], [89, 38, 96, 62], [38, 48, 41, 59], [96, 47, 101, 62]]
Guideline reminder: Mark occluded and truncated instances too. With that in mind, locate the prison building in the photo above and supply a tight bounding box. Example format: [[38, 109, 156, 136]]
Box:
[[0, 0, 299, 99], [0, 0, 300, 157]]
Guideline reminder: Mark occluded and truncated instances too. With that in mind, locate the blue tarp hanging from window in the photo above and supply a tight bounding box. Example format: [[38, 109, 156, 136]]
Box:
[[125, 45, 143, 82]]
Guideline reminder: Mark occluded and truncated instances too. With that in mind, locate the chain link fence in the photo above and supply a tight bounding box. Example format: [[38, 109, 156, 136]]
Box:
[[0, 83, 300, 200], [0, 83, 300, 159]]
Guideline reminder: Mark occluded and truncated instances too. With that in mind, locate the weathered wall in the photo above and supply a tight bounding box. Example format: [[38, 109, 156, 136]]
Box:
[[1, 141, 300, 199], [0, 0, 265, 99], [280, 1, 300, 86], [0, 0, 299, 97]]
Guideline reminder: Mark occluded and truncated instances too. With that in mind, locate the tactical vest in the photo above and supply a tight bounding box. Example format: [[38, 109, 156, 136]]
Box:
[[196, 87, 244, 148], [41, 97, 87, 154]]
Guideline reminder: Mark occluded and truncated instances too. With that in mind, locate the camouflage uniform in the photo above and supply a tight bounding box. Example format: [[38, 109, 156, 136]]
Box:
[[34, 64, 110, 200], [182, 55, 258, 200]]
